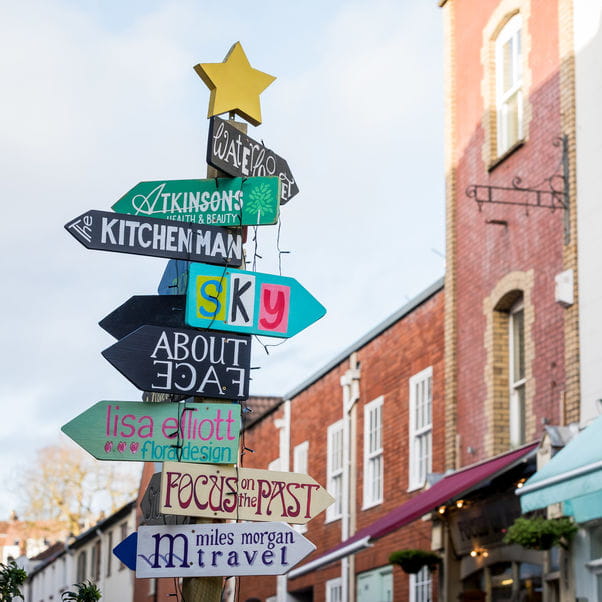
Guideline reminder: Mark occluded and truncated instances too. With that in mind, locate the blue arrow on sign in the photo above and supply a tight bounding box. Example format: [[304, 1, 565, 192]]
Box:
[[185, 264, 326, 339]]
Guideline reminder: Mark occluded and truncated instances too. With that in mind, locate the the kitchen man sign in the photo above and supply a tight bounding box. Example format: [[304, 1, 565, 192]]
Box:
[[112, 177, 280, 226], [64, 210, 243, 265], [113, 522, 315, 577], [207, 116, 298, 204], [102, 326, 251, 400], [160, 462, 334, 523], [185, 264, 326, 338], [61, 401, 240, 464]]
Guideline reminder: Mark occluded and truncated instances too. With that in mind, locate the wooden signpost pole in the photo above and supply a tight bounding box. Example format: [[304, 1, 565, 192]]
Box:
[[181, 117, 249, 602]]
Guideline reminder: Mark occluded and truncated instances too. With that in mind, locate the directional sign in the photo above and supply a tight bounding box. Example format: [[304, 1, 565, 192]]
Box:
[[185, 264, 326, 338], [102, 326, 251, 400], [64, 210, 243, 265], [160, 462, 334, 523], [158, 260, 189, 295], [140, 473, 191, 526], [111, 177, 280, 226], [114, 522, 315, 577], [208, 117, 298, 204], [61, 401, 240, 464], [99, 295, 187, 340]]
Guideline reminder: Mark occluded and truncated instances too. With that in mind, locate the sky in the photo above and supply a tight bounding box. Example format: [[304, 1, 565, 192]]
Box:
[[0, 0, 444, 518]]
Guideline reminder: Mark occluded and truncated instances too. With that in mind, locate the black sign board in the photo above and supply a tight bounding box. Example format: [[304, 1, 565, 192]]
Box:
[[65, 209, 243, 266], [99, 295, 186, 340], [207, 116, 299, 204], [102, 325, 251, 400]]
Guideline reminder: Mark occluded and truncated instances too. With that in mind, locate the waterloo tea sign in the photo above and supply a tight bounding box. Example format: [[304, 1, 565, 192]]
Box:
[[65, 210, 243, 265], [208, 117, 298, 204], [185, 264, 326, 338], [62, 401, 240, 464], [112, 177, 280, 226], [102, 326, 251, 400], [113, 522, 315, 577], [160, 461, 334, 523]]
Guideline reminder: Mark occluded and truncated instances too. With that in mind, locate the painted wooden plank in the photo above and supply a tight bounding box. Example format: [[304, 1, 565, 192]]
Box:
[[207, 117, 298, 204], [64, 210, 243, 265], [111, 177, 280, 226], [140, 473, 191, 526], [61, 401, 241, 464], [102, 326, 251, 400], [185, 264, 326, 338], [113, 522, 315, 577], [160, 462, 334, 523]]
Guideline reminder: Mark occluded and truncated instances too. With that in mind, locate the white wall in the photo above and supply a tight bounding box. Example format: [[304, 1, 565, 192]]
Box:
[[575, 0, 602, 424]]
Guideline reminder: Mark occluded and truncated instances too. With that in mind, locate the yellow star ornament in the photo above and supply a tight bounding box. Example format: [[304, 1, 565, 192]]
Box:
[[194, 42, 276, 127]]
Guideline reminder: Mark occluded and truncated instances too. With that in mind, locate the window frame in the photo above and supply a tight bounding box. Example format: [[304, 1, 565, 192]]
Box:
[[495, 13, 523, 156], [293, 441, 309, 533], [326, 420, 344, 522], [409, 566, 432, 602], [509, 299, 526, 447], [326, 577, 343, 602], [362, 396, 384, 509], [408, 367, 433, 491]]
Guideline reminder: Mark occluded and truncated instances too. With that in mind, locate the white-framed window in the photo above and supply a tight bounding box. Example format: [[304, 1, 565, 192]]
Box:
[[509, 299, 526, 447], [326, 577, 343, 602], [294, 441, 309, 533], [496, 13, 523, 155], [408, 367, 433, 491], [363, 396, 384, 508], [326, 420, 344, 522], [410, 566, 432, 602]]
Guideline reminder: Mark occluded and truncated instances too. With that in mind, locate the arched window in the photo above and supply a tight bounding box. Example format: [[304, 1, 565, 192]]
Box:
[[495, 14, 523, 155]]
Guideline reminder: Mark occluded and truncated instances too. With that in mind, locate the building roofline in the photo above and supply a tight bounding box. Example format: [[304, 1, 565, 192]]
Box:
[[282, 276, 444, 401]]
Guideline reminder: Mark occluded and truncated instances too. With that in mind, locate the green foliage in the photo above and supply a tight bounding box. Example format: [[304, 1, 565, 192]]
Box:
[[388, 549, 441, 574], [503, 516, 578, 550], [0, 559, 27, 601], [246, 183, 276, 219], [61, 581, 102, 601]]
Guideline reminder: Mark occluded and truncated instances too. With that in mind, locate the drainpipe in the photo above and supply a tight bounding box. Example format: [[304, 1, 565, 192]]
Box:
[[341, 354, 361, 602], [275, 400, 291, 602]]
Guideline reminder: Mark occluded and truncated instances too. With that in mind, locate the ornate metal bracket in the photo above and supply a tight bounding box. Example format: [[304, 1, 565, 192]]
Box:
[[466, 136, 570, 242]]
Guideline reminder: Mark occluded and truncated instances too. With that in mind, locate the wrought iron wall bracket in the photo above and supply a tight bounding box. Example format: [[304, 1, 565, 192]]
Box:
[[466, 136, 570, 242]]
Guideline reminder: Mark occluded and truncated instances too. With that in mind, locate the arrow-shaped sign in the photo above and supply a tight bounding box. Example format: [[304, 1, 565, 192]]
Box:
[[64, 210, 243, 265], [185, 263, 326, 338], [114, 522, 315, 577], [61, 401, 240, 464], [140, 473, 191, 526], [208, 116, 298, 204], [111, 177, 280, 226], [99, 295, 187, 340], [158, 260, 189, 295], [160, 461, 334, 523], [102, 326, 251, 400]]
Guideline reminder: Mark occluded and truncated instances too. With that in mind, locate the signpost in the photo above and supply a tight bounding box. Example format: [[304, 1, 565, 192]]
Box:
[[102, 326, 251, 400], [140, 472, 191, 526], [113, 522, 316, 577], [61, 401, 241, 464], [185, 263, 326, 338], [160, 461, 334, 523], [99, 295, 187, 340], [65, 210, 243, 265], [207, 116, 298, 204], [111, 177, 280, 226]]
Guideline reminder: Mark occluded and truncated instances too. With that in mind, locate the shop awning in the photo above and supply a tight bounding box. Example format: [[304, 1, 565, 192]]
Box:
[[518, 414, 602, 522], [289, 442, 537, 579]]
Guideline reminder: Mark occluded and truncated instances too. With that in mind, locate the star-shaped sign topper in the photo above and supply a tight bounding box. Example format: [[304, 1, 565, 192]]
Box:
[[194, 42, 276, 127]]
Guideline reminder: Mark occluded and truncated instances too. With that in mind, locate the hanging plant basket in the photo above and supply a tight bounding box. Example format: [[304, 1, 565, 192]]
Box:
[[503, 516, 577, 551], [389, 549, 441, 574]]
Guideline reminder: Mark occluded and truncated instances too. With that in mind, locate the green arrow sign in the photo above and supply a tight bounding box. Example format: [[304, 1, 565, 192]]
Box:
[[111, 177, 280, 226], [185, 263, 327, 338], [61, 401, 241, 464]]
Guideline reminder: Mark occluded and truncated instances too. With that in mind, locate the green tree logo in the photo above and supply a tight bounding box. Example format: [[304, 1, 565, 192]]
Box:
[[245, 182, 276, 223]]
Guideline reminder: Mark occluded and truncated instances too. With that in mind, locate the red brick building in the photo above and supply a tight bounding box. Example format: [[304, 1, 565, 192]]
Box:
[[439, 0, 578, 599], [239, 280, 445, 602]]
